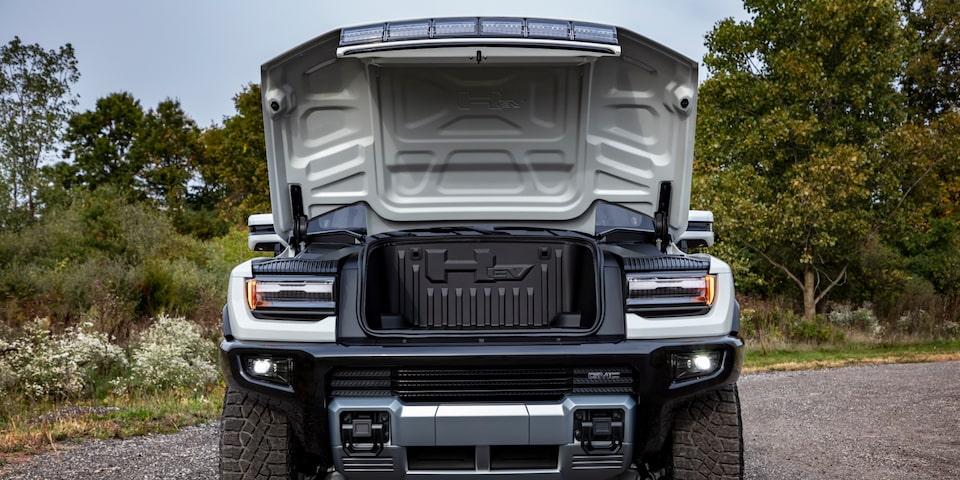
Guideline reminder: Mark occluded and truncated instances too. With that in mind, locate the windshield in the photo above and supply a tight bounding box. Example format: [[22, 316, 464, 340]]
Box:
[[307, 204, 366, 234], [595, 203, 654, 235]]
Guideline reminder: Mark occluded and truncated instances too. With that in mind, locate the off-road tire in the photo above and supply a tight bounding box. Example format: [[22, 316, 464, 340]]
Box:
[[670, 384, 744, 479], [220, 388, 294, 480]]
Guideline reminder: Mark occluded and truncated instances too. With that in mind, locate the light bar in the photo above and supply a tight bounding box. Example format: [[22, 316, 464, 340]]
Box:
[[527, 18, 570, 39], [572, 21, 618, 43], [480, 18, 524, 37], [434, 17, 479, 37], [386, 20, 431, 41], [339, 17, 618, 47], [340, 24, 385, 46]]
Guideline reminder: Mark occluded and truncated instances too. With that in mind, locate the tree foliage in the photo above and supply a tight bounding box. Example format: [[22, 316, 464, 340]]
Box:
[[62, 92, 145, 200], [882, 112, 960, 295], [899, 0, 960, 118], [695, 0, 907, 318], [197, 83, 269, 223], [130, 99, 203, 212], [0, 36, 79, 226]]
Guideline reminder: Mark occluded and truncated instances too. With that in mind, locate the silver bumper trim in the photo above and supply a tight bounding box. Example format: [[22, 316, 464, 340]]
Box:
[[328, 395, 635, 480]]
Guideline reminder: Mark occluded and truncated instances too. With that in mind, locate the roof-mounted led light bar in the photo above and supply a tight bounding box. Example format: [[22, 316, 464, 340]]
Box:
[[339, 17, 618, 47]]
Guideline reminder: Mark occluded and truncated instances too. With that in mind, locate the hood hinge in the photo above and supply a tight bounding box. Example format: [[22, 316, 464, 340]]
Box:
[[654, 182, 672, 253], [289, 185, 308, 254]]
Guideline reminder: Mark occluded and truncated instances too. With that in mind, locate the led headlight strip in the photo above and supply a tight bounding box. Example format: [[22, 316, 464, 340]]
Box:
[[246, 278, 335, 319], [623, 256, 715, 317]]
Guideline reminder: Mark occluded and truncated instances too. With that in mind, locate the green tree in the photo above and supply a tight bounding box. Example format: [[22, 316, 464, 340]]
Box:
[[695, 0, 906, 319], [198, 83, 269, 224], [131, 99, 202, 212], [899, 0, 960, 119], [882, 112, 960, 295], [62, 92, 145, 199], [0, 37, 79, 225]]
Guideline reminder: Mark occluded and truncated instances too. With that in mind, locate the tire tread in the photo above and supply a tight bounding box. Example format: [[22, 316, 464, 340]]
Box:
[[671, 384, 744, 480], [219, 388, 292, 480]]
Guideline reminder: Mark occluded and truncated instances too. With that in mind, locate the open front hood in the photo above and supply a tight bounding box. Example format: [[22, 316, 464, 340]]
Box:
[[261, 17, 698, 238]]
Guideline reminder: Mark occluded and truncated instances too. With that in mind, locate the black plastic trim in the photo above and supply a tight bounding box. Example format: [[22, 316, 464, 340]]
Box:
[[252, 258, 338, 275], [731, 300, 741, 336], [249, 224, 277, 234], [622, 256, 709, 273], [355, 231, 607, 339], [220, 335, 743, 462], [221, 304, 233, 340]]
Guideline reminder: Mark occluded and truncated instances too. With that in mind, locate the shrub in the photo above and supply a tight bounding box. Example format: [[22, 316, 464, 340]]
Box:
[[0, 189, 235, 334], [825, 303, 882, 340], [127, 314, 219, 392], [0, 318, 127, 398], [787, 316, 844, 344]]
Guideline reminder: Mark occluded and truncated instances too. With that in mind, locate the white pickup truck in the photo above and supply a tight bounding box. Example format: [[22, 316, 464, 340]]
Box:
[[219, 17, 743, 480]]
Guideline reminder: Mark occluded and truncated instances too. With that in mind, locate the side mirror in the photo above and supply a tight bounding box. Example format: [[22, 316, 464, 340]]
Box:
[[678, 210, 714, 252], [248, 214, 283, 254]]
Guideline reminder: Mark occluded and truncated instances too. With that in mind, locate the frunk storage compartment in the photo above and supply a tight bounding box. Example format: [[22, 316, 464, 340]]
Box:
[[363, 236, 599, 333]]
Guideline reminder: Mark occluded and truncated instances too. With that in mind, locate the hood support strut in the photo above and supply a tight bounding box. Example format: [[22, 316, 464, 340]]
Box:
[[654, 182, 672, 253], [289, 185, 308, 254]]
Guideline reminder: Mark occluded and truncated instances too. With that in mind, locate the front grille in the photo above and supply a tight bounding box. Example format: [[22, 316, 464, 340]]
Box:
[[330, 367, 634, 402]]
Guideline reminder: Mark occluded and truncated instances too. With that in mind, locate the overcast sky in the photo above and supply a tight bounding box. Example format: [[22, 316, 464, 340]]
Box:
[[1, 0, 749, 127]]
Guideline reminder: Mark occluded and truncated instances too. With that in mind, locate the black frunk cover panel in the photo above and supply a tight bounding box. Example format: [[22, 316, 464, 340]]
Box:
[[364, 237, 598, 332]]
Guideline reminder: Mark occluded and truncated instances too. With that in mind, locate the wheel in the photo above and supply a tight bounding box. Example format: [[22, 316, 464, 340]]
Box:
[[670, 384, 744, 479], [219, 388, 295, 480]]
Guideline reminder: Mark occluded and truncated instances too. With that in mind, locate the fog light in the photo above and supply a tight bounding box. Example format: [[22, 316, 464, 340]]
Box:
[[251, 358, 273, 376], [672, 352, 722, 382], [693, 355, 713, 371], [243, 356, 293, 385]]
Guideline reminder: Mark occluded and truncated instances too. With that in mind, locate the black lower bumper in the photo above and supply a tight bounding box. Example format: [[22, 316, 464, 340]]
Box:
[[220, 336, 743, 470]]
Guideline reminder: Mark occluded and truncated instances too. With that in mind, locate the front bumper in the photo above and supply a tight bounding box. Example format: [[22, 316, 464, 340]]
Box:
[[221, 336, 743, 479]]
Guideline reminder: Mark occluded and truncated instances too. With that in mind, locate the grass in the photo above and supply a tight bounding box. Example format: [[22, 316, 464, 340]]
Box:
[[743, 340, 960, 373], [0, 384, 223, 465]]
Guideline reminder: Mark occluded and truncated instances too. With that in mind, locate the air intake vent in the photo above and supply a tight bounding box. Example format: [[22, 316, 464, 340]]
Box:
[[252, 258, 337, 275], [341, 456, 394, 472], [330, 367, 634, 402], [571, 454, 624, 470], [622, 256, 708, 273]]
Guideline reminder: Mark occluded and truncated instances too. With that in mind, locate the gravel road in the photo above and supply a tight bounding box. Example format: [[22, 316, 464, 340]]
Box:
[[2, 361, 958, 479]]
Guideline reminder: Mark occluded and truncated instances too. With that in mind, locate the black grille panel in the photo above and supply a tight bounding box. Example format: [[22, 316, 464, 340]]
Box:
[[330, 367, 634, 402]]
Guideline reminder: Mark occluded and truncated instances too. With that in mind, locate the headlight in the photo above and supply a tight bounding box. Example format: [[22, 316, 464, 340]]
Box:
[[245, 277, 335, 319], [626, 274, 716, 316]]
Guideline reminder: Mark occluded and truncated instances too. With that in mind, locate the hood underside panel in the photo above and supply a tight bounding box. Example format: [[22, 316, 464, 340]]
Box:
[[261, 23, 698, 237]]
